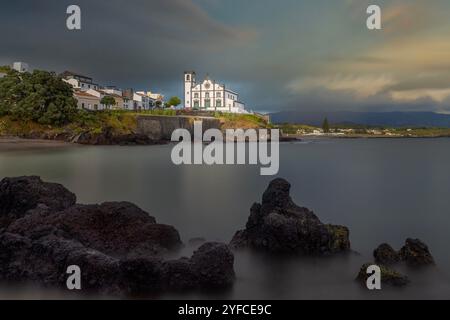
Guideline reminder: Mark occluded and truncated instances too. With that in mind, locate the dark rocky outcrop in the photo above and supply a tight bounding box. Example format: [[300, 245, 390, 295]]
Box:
[[356, 263, 410, 287], [7, 202, 182, 258], [0, 176, 235, 296], [359, 239, 436, 288], [374, 243, 401, 265], [230, 178, 350, 255], [399, 238, 435, 267], [0, 176, 76, 227], [372, 239, 435, 267], [70, 127, 165, 146]]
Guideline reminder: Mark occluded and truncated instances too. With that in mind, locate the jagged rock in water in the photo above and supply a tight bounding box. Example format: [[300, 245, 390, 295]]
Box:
[[230, 178, 350, 254], [372, 239, 435, 267], [399, 238, 435, 267], [7, 201, 181, 257], [0, 176, 235, 295], [373, 243, 401, 265], [0, 176, 76, 227], [357, 263, 410, 287]]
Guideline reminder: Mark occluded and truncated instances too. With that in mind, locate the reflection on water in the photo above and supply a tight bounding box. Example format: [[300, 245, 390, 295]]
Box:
[[1, 139, 450, 299]]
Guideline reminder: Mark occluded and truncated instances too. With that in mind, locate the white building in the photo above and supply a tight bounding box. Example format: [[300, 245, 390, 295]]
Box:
[[12, 62, 29, 73], [136, 91, 163, 107], [85, 89, 124, 110], [133, 92, 154, 110], [184, 71, 247, 113], [102, 87, 123, 97], [62, 71, 99, 91]]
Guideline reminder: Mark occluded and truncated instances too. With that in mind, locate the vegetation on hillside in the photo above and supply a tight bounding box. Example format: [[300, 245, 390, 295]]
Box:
[[214, 112, 270, 129], [0, 67, 78, 126]]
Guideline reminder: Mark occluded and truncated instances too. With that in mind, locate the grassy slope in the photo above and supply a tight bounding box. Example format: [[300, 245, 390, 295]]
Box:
[[0, 110, 270, 139]]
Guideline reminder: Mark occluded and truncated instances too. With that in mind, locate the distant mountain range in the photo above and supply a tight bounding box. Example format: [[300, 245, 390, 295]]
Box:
[[270, 111, 450, 128]]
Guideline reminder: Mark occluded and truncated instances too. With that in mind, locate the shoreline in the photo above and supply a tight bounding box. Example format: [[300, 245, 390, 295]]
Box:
[[0, 137, 75, 151], [2, 134, 450, 152]]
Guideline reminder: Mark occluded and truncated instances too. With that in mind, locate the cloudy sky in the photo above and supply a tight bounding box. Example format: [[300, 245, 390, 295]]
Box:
[[2, 0, 450, 113]]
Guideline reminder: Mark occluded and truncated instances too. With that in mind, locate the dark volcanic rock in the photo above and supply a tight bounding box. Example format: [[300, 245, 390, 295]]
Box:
[[357, 263, 410, 287], [230, 178, 350, 255], [326, 224, 351, 253], [0, 232, 122, 294], [71, 127, 165, 146], [373, 243, 401, 265], [399, 238, 435, 267], [0, 176, 235, 295], [7, 201, 182, 257], [0, 176, 76, 227], [190, 242, 235, 289], [120, 257, 164, 294]]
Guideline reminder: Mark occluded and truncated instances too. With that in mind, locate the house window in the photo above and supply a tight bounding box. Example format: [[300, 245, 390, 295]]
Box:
[[216, 100, 222, 107], [81, 103, 85, 108]]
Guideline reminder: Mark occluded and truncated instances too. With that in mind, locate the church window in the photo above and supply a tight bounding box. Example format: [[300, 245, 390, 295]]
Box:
[[205, 92, 210, 98], [186, 75, 190, 81], [194, 100, 199, 108], [194, 93, 199, 98], [216, 100, 222, 107], [217, 92, 221, 98]]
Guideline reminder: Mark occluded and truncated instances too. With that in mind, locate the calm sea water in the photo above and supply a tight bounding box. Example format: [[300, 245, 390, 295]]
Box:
[[1, 138, 450, 300]]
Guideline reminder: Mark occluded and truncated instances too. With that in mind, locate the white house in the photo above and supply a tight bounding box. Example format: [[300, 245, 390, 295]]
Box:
[[133, 92, 154, 110], [102, 87, 123, 96], [12, 62, 29, 73], [184, 71, 247, 113], [137, 91, 164, 106], [62, 71, 99, 91], [73, 90, 101, 110]]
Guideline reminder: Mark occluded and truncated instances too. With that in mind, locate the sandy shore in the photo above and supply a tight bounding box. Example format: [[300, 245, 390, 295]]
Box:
[[0, 137, 74, 151]]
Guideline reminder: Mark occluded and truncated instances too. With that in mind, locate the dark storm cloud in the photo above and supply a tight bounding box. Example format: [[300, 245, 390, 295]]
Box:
[[2, 0, 450, 113], [0, 0, 253, 94]]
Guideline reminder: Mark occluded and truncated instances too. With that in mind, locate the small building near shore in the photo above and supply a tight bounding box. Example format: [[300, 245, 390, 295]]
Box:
[[62, 71, 99, 91], [86, 89, 124, 110], [73, 90, 101, 110], [12, 62, 29, 73]]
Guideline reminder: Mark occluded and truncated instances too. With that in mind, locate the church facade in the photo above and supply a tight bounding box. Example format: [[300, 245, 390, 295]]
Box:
[[184, 71, 247, 113]]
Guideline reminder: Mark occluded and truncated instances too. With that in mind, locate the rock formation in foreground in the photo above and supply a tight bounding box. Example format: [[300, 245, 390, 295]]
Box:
[[0, 176, 234, 296], [374, 239, 435, 267], [356, 263, 410, 287], [230, 178, 350, 255], [357, 238, 435, 287]]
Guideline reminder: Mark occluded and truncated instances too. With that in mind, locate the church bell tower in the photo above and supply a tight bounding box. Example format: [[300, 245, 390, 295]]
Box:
[[184, 71, 196, 109]]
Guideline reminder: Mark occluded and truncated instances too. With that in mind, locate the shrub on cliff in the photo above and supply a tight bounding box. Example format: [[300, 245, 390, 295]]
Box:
[[0, 69, 78, 126]]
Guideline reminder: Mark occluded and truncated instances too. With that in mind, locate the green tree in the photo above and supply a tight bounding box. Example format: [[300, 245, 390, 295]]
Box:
[[0, 69, 78, 126], [155, 100, 163, 108], [322, 117, 330, 133], [165, 96, 181, 108], [100, 96, 116, 110]]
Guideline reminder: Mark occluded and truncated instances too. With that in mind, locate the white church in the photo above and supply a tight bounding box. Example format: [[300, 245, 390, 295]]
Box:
[[184, 71, 247, 114]]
